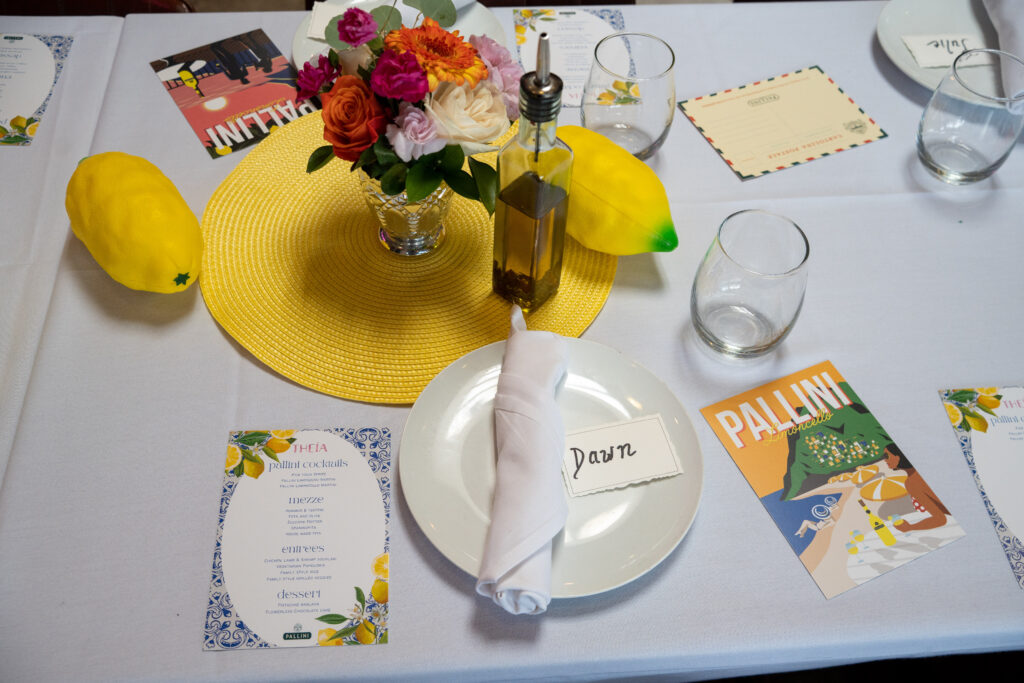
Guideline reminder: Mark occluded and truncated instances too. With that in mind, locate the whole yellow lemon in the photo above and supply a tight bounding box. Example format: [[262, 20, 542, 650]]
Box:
[[65, 152, 202, 293]]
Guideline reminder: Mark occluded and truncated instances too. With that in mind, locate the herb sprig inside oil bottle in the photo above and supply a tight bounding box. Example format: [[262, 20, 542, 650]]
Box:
[[492, 33, 573, 312]]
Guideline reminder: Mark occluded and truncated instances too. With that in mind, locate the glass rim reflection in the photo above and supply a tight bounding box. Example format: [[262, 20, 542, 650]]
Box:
[[593, 31, 676, 82], [951, 48, 1024, 104], [716, 209, 809, 279]]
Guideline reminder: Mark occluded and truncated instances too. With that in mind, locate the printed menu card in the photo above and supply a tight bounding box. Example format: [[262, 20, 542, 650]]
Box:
[[203, 428, 390, 649], [701, 362, 964, 599], [940, 387, 1024, 590], [679, 66, 886, 180], [151, 29, 317, 159], [0, 34, 72, 146], [513, 8, 624, 107]]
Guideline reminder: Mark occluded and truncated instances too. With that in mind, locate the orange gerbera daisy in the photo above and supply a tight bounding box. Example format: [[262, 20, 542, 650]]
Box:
[[385, 18, 488, 91]]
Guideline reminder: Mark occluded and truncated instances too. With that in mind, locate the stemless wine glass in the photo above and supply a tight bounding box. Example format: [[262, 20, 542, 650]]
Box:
[[691, 210, 809, 359], [917, 48, 1024, 184], [581, 32, 675, 160]]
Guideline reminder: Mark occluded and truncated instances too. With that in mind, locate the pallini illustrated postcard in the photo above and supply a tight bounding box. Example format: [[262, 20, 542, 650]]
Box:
[[701, 361, 964, 598], [203, 428, 390, 649], [940, 386, 1024, 590], [150, 29, 318, 159]]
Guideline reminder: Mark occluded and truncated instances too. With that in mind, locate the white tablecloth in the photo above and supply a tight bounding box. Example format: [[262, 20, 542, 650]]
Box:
[[0, 15, 122, 485], [1, 3, 1022, 681]]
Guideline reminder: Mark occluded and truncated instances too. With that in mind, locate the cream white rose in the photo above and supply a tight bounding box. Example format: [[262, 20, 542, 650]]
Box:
[[425, 81, 510, 156]]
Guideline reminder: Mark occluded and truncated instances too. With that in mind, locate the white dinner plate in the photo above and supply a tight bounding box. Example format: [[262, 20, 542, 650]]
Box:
[[400, 338, 703, 598], [291, 0, 507, 69], [876, 0, 998, 91]]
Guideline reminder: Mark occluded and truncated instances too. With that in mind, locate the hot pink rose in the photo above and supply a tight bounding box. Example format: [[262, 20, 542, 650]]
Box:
[[370, 50, 429, 103], [338, 7, 378, 47]]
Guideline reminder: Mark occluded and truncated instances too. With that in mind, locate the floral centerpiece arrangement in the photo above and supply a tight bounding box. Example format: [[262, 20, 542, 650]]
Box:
[[299, 0, 523, 214]]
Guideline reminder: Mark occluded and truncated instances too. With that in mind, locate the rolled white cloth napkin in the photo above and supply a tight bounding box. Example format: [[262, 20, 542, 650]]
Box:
[[475, 306, 569, 615], [983, 0, 1024, 99]]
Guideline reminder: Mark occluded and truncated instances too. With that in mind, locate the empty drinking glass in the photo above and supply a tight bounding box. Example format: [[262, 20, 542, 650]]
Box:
[[917, 48, 1024, 184], [581, 32, 675, 160], [691, 210, 809, 358]]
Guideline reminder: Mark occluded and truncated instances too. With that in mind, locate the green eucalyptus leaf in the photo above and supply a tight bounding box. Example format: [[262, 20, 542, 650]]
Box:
[[404, 0, 457, 27], [380, 163, 408, 195], [324, 15, 353, 51], [444, 168, 479, 200], [440, 144, 465, 173], [370, 6, 402, 34], [468, 157, 497, 215], [406, 161, 443, 202], [307, 145, 335, 173]]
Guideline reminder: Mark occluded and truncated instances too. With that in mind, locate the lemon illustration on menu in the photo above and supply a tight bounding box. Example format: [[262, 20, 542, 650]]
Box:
[[218, 430, 386, 647]]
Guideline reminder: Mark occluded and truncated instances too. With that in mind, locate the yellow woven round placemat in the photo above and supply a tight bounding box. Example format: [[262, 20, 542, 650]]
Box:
[[201, 112, 617, 404]]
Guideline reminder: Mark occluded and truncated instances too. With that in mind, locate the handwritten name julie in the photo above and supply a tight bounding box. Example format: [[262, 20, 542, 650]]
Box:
[[570, 442, 638, 479]]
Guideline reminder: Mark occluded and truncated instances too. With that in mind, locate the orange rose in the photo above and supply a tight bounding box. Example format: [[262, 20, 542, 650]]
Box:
[[321, 75, 388, 162]]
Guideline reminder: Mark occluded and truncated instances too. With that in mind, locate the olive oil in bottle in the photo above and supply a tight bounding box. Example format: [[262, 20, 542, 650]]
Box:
[[493, 33, 573, 312]]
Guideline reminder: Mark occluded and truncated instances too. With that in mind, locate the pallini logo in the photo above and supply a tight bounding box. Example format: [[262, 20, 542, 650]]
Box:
[[283, 623, 311, 640]]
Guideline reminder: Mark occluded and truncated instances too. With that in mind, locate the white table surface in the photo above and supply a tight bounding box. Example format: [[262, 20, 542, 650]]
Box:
[[1, 3, 1023, 681], [0, 15, 122, 485]]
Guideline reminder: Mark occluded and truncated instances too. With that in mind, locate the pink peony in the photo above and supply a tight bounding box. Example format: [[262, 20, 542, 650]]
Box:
[[370, 50, 430, 103], [338, 7, 378, 47], [386, 102, 446, 162], [296, 54, 340, 102], [470, 34, 523, 120]]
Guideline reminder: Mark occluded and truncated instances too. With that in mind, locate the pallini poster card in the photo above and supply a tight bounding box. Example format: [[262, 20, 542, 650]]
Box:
[[150, 29, 318, 159], [203, 429, 390, 649], [701, 361, 964, 599], [678, 66, 886, 180], [940, 387, 1024, 589]]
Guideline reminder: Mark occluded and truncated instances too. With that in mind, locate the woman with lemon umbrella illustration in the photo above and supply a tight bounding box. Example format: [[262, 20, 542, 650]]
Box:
[[884, 444, 950, 531]]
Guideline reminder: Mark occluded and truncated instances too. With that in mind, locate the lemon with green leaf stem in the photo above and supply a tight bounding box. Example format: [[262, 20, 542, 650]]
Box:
[[558, 126, 677, 255], [65, 152, 202, 293]]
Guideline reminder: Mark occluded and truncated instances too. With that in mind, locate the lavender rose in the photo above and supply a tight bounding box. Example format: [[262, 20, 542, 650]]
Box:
[[386, 102, 446, 162], [469, 34, 523, 120]]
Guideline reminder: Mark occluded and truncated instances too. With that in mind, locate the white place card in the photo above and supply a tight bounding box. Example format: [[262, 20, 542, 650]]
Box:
[[562, 414, 682, 497], [307, 1, 337, 41], [203, 428, 390, 649], [901, 34, 989, 69]]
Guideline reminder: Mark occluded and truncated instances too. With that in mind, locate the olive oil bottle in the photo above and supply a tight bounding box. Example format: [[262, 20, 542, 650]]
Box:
[[493, 33, 573, 312]]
